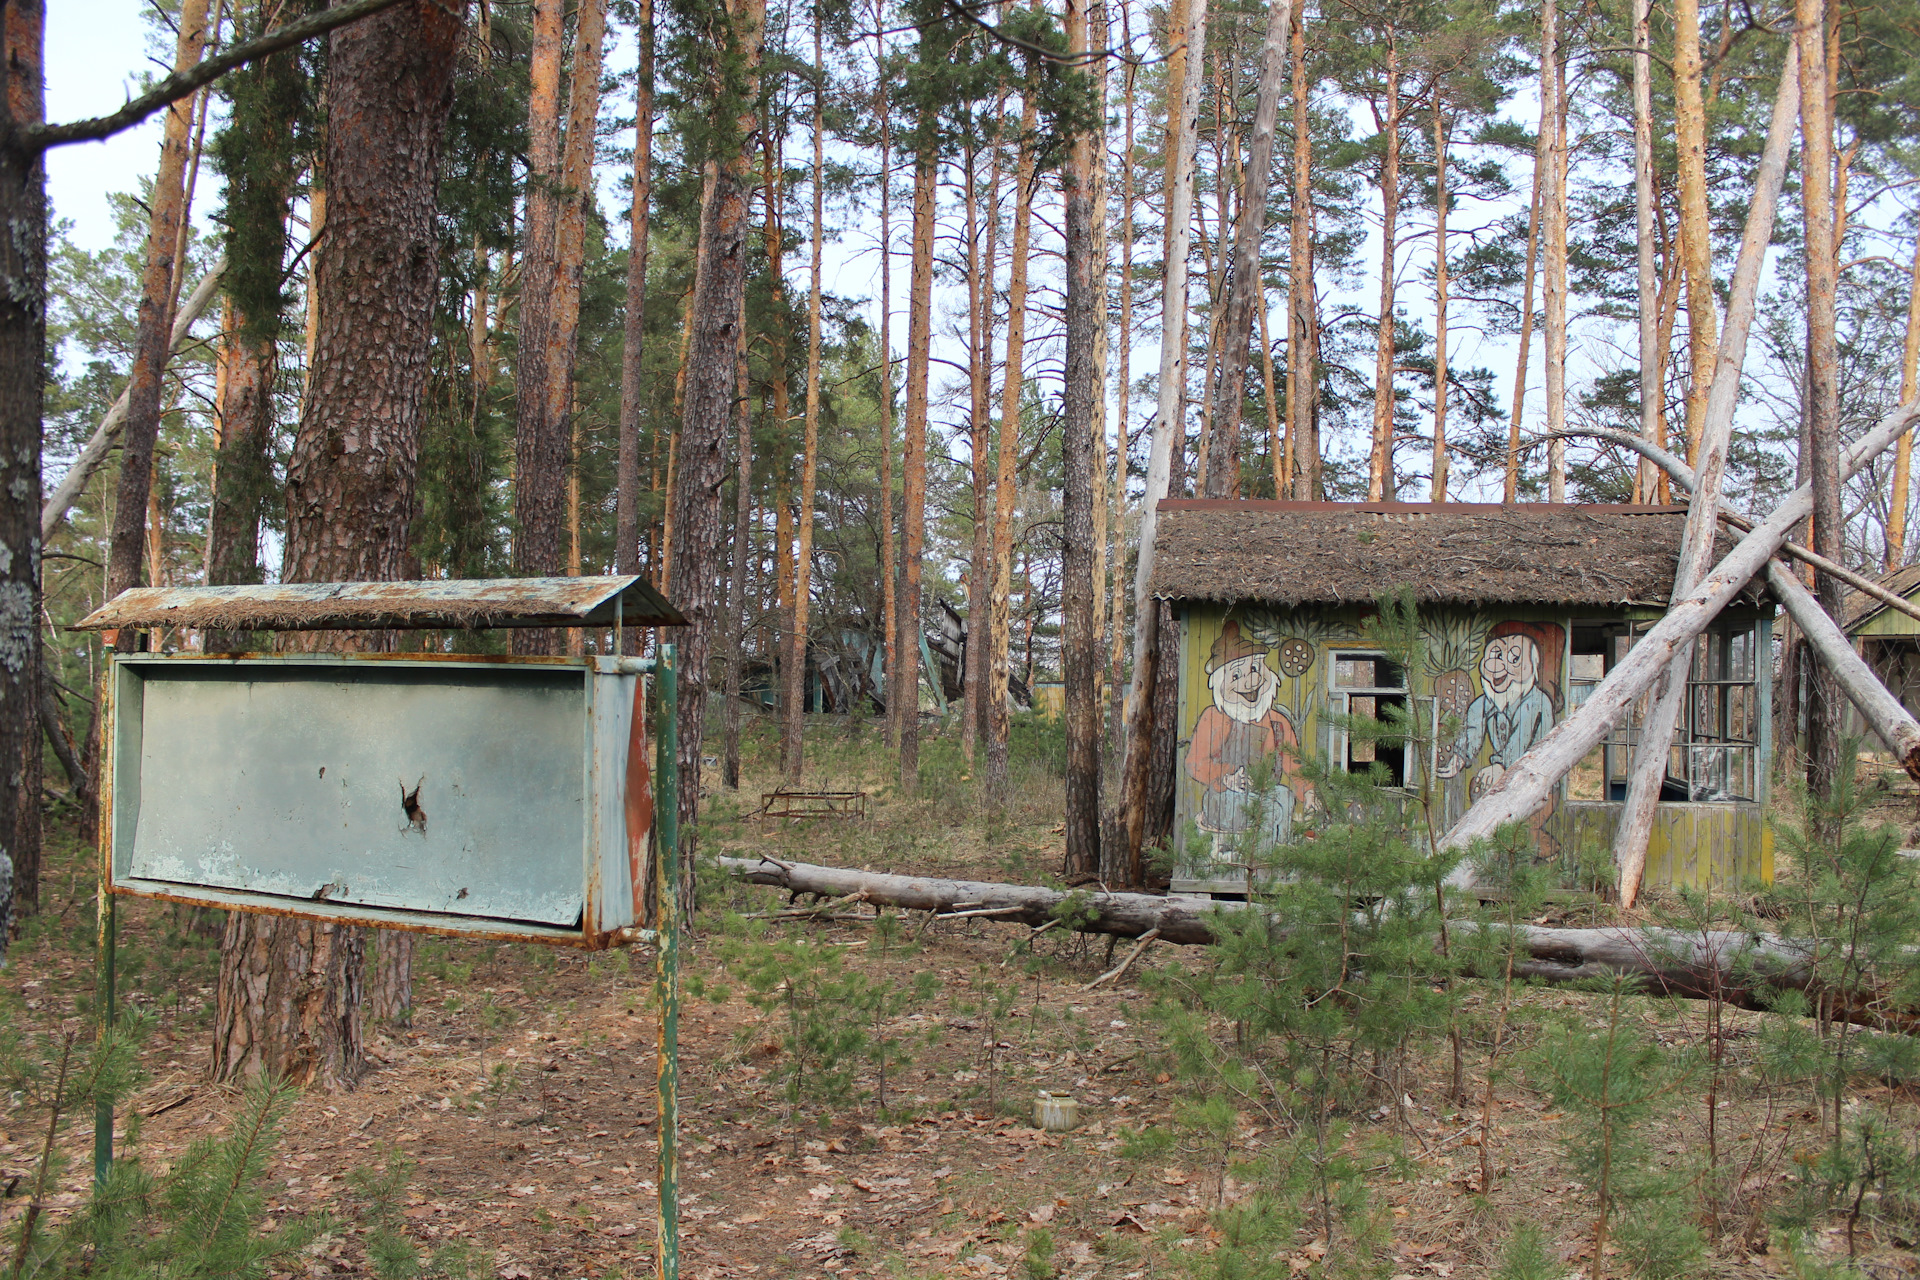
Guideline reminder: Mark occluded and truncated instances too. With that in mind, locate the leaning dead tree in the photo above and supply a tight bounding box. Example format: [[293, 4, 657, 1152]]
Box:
[[717, 856, 1916, 1030]]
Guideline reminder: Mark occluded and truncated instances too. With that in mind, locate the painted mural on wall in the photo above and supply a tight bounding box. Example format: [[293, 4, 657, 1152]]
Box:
[[1436, 620, 1564, 802], [1184, 619, 1315, 851]]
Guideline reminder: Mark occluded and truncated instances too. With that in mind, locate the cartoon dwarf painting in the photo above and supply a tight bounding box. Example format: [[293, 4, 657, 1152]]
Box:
[[1437, 619, 1564, 803], [1185, 620, 1312, 847]]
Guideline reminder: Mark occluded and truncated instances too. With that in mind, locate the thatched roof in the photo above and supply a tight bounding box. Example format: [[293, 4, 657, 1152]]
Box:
[[73, 576, 686, 633], [1843, 563, 1920, 630], [1150, 502, 1772, 609]]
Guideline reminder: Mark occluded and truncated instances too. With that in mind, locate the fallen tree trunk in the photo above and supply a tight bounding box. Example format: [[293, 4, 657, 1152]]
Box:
[[717, 856, 1914, 1030]]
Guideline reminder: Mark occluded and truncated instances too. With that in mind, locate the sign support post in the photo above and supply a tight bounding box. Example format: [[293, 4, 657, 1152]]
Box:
[[653, 643, 679, 1280]]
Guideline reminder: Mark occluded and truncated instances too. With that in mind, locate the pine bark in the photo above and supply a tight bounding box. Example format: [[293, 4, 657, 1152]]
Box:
[[0, 0, 46, 924], [511, 0, 566, 652], [1119, 0, 1207, 875], [616, 0, 655, 611], [1430, 107, 1449, 500], [782, 12, 827, 779], [988, 95, 1037, 802], [876, 63, 898, 744], [1542, 0, 1568, 501], [217, 0, 465, 1086], [1890, 239, 1920, 569], [1799, 0, 1843, 801], [1503, 126, 1544, 502], [1632, 0, 1661, 506], [1674, 0, 1717, 466], [1203, 0, 1294, 500], [1286, 6, 1316, 499], [1060, 0, 1104, 878], [1366, 37, 1401, 502], [897, 147, 935, 793], [107, 0, 210, 611], [961, 138, 991, 763], [723, 286, 753, 790]]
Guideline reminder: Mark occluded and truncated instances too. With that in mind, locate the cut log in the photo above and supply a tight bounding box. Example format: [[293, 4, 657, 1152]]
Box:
[[717, 856, 1914, 1029]]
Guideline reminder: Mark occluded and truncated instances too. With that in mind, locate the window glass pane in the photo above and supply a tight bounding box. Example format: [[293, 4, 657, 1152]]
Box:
[[1569, 745, 1606, 800], [1350, 696, 1376, 762], [1335, 658, 1375, 689]]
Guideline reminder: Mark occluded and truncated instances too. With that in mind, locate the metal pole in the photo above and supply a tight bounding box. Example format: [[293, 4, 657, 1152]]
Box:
[[93, 887, 115, 1185], [653, 642, 679, 1280]]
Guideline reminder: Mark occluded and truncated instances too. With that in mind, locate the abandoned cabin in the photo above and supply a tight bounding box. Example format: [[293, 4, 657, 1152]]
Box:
[[1844, 563, 1920, 733], [1149, 502, 1778, 896]]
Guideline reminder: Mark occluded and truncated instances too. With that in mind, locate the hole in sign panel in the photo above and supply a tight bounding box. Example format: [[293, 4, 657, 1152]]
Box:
[[400, 776, 427, 834]]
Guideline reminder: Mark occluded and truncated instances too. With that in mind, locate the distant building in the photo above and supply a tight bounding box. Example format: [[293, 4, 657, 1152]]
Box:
[[1150, 501, 1778, 896]]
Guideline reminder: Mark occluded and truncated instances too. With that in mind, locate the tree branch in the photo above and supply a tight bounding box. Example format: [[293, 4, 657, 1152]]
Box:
[[26, 0, 410, 151]]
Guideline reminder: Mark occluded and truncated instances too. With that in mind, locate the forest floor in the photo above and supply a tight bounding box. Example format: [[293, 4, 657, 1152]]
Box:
[[4, 714, 1919, 1279]]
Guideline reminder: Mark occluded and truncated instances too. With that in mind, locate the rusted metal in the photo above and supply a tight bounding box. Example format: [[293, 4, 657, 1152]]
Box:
[[754, 788, 870, 821], [73, 575, 686, 633]]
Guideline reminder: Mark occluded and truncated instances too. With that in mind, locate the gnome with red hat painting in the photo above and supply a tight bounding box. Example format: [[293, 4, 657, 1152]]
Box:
[[1185, 620, 1311, 847], [1436, 620, 1563, 801]]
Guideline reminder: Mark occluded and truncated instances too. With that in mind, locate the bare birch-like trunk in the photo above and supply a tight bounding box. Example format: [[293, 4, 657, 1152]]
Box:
[[1119, 0, 1208, 875], [1366, 37, 1401, 502], [782, 10, 827, 780], [1614, 51, 1801, 908], [1203, 0, 1296, 501]]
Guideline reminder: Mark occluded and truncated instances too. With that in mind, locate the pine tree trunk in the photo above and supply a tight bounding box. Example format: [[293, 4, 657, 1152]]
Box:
[[217, 0, 464, 1086], [876, 56, 898, 743], [1287, 5, 1316, 500], [1060, 0, 1104, 879], [1366, 38, 1401, 502], [1632, 0, 1661, 506], [1673, 0, 1717, 466], [1890, 238, 1920, 569], [1798, 0, 1843, 802], [107, 0, 209, 610], [723, 285, 753, 790], [616, 0, 655, 610], [961, 136, 993, 764], [1542, 2, 1569, 501], [1431, 105, 1448, 501], [511, 0, 566, 635], [1109, 14, 1138, 772], [1203, 0, 1293, 501], [1119, 0, 1207, 875], [1503, 123, 1543, 502], [782, 11, 826, 780], [898, 147, 935, 794], [0, 0, 46, 926], [988, 94, 1038, 802]]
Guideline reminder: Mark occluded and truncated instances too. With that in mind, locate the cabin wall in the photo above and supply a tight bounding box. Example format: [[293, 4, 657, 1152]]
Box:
[[1170, 601, 1772, 895]]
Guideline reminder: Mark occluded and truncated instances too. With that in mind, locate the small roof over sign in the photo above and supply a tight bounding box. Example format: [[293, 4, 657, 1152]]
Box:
[[73, 576, 686, 633]]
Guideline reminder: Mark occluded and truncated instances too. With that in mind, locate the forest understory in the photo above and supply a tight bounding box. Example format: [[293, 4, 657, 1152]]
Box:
[[2, 716, 1916, 1280]]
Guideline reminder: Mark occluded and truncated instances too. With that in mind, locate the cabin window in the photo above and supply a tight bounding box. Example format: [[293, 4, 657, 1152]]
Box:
[[1330, 652, 1408, 785], [1567, 619, 1761, 804]]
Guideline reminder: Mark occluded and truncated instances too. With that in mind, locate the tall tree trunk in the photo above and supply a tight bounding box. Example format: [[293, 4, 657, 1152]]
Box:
[[1203, 0, 1295, 500], [1286, 3, 1316, 500], [964, 128, 1000, 764], [1674, 0, 1717, 466], [668, 0, 765, 909], [1799, 0, 1842, 801], [524, 0, 605, 656], [1542, 1, 1569, 501], [897, 142, 935, 794], [1890, 238, 1920, 568], [723, 286, 753, 789], [1503, 123, 1544, 502], [1431, 103, 1449, 501], [511, 0, 566, 626], [988, 93, 1038, 802], [1632, 0, 1661, 506], [1061, 0, 1104, 878], [215, 0, 464, 1087], [1614, 49, 1800, 908], [1119, 0, 1207, 875], [0, 0, 46, 931], [616, 0, 655, 619], [876, 59, 898, 743], [107, 0, 210, 612], [1110, 18, 1138, 766], [1366, 37, 1401, 502], [782, 9, 826, 780]]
